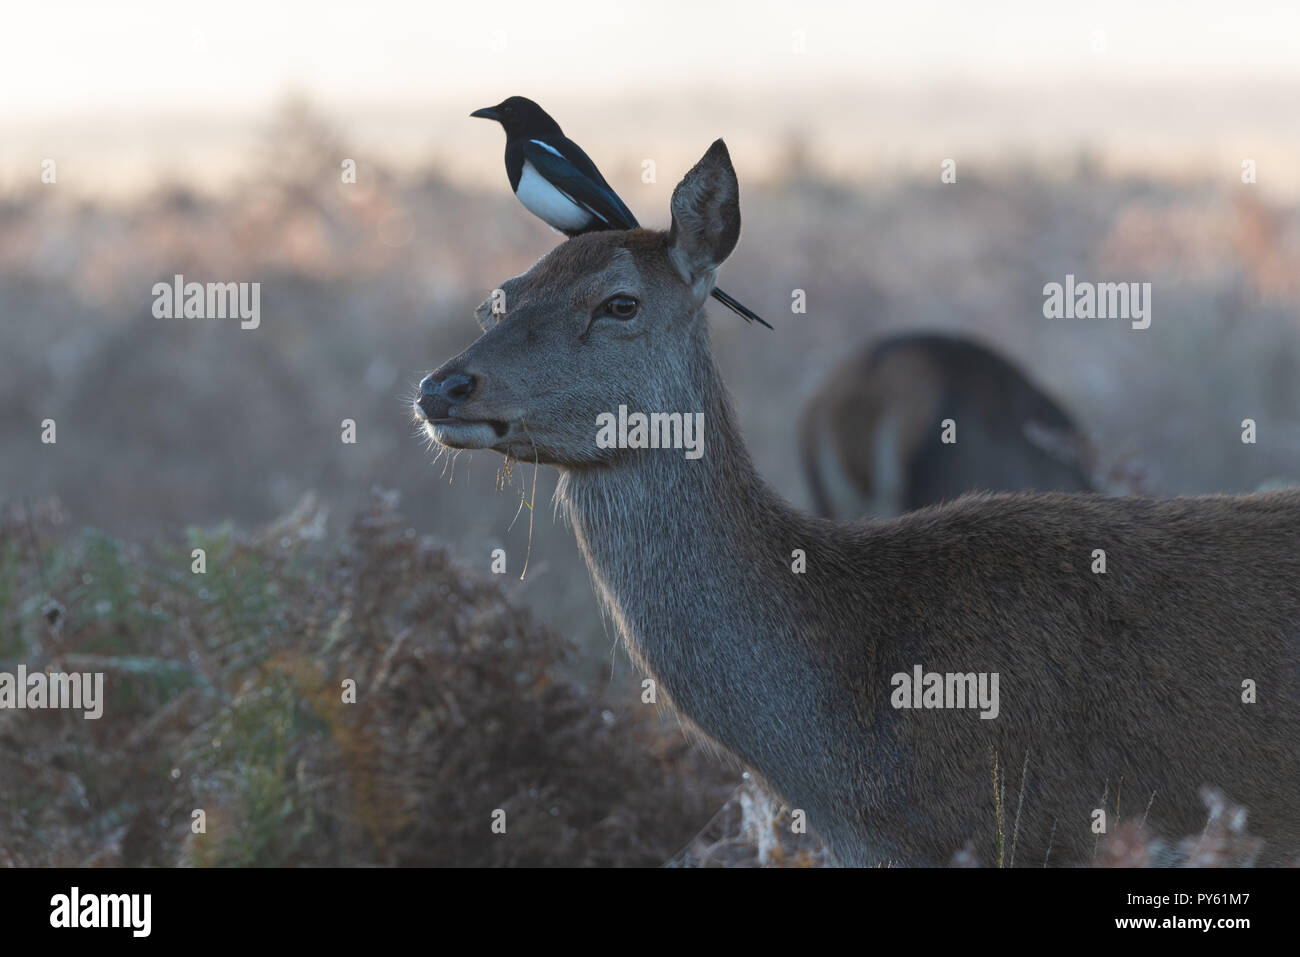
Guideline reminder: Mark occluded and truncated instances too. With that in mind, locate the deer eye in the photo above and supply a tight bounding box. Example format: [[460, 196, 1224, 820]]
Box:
[[598, 295, 639, 320]]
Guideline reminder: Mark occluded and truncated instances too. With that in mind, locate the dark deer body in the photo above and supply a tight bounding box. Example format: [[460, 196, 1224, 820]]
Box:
[[801, 333, 1094, 520], [417, 141, 1300, 866]]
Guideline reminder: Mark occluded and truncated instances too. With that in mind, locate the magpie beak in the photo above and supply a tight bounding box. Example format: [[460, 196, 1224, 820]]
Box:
[[471, 95, 772, 330]]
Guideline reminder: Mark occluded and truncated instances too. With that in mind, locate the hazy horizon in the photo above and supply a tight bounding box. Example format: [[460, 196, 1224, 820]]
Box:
[[6, 1, 1300, 197]]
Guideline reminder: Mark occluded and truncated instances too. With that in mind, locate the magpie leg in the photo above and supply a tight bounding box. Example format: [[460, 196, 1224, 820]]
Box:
[[711, 287, 773, 329]]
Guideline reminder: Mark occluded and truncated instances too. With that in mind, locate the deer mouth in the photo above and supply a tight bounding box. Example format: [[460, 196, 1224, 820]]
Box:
[[422, 417, 511, 450]]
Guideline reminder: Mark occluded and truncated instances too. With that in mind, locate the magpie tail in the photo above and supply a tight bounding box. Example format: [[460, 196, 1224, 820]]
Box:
[[710, 287, 773, 330]]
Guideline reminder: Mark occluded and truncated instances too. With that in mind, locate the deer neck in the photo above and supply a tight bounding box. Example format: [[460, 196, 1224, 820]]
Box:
[[552, 332, 881, 827], [554, 341, 815, 713]]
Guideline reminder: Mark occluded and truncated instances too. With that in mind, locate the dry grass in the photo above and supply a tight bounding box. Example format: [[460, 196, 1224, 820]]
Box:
[[0, 493, 735, 866]]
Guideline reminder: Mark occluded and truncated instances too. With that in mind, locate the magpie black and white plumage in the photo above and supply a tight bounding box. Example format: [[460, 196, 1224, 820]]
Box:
[[471, 96, 772, 329]]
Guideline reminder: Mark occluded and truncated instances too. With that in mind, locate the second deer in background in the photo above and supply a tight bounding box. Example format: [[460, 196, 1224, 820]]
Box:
[[800, 333, 1095, 519]]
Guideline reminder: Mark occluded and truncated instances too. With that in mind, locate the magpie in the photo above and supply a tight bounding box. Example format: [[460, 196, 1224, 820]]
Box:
[[471, 96, 772, 329]]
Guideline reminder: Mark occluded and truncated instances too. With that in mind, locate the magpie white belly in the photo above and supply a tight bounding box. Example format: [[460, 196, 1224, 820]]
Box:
[[516, 162, 594, 233]]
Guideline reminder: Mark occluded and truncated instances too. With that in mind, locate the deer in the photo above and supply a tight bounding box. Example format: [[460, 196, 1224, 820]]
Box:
[[800, 333, 1095, 521], [415, 140, 1300, 866]]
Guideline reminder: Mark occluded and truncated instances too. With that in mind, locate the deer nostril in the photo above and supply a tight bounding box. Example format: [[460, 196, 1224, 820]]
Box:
[[443, 374, 475, 401], [416, 371, 476, 421], [420, 372, 475, 400]]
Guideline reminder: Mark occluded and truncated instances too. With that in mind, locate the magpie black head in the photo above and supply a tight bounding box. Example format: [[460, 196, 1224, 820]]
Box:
[[470, 96, 562, 140]]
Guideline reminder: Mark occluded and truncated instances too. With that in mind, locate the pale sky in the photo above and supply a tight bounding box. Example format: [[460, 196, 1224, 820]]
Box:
[[4, 1, 1300, 195], [4, 0, 1299, 117]]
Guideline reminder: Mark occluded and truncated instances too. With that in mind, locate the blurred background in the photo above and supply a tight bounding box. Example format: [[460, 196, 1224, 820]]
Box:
[[2, 1, 1298, 866]]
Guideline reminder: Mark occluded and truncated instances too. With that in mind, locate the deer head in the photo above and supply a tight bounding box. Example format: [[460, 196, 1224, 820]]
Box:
[[415, 140, 741, 467]]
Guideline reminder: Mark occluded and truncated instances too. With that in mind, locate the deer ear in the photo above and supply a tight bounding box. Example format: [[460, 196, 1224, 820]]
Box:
[[668, 139, 741, 296]]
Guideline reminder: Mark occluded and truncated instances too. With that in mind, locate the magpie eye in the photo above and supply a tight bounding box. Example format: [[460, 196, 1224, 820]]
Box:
[[599, 295, 639, 320]]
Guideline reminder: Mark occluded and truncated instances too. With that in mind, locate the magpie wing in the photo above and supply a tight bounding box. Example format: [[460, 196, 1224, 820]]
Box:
[[522, 138, 639, 230]]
